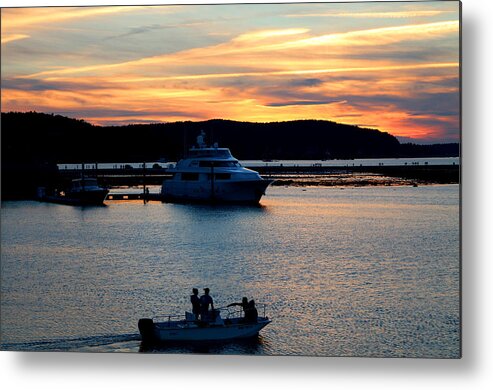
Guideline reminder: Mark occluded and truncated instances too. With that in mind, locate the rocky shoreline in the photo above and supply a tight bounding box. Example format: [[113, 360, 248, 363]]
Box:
[[269, 174, 447, 187]]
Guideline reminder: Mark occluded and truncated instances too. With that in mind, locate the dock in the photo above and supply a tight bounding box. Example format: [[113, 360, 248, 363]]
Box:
[[1, 160, 459, 201], [60, 164, 459, 188], [106, 192, 163, 201]]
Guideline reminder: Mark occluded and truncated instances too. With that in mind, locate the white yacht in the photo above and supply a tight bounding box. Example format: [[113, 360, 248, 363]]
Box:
[[161, 131, 273, 204]]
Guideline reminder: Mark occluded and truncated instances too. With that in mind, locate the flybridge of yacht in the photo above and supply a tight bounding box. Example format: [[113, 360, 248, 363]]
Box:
[[181, 160, 241, 168]]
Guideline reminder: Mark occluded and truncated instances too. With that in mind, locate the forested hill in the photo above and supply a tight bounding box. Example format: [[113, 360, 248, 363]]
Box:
[[1, 112, 459, 163]]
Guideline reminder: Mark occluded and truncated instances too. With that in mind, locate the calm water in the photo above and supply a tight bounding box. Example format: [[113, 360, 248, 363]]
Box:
[[0, 185, 460, 357]]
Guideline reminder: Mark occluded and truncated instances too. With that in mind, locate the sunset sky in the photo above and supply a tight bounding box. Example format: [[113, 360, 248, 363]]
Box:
[[1, 1, 460, 143]]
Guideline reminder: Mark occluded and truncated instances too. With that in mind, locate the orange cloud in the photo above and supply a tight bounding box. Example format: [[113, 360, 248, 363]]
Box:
[[20, 21, 458, 82], [2, 6, 163, 30], [35, 62, 456, 86], [267, 21, 459, 51], [233, 28, 310, 42]]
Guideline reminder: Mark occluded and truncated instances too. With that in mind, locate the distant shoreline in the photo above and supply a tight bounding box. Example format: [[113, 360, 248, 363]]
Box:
[[1, 162, 459, 201]]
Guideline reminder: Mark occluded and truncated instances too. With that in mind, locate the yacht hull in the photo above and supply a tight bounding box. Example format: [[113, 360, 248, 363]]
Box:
[[42, 189, 109, 206], [162, 179, 273, 204]]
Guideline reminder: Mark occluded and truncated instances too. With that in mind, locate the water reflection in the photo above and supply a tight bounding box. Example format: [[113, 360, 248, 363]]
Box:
[[165, 202, 268, 214], [139, 334, 268, 355]]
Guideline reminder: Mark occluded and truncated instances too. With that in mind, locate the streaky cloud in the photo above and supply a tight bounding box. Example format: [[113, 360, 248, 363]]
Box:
[[103, 20, 212, 41], [269, 21, 459, 51], [1, 34, 30, 44], [265, 100, 345, 107], [55, 108, 203, 120], [284, 10, 454, 19], [2, 6, 176, 30], [287, 78, 325, 87], [233, 28, 310, 42], [17, 20, 458, 81], [33, 62, 457, 83]]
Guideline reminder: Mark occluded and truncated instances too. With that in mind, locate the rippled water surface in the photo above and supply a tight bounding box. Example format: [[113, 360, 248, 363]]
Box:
[[1, 185, 460, 357]]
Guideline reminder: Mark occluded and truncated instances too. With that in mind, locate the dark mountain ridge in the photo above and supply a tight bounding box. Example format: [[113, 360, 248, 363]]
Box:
[[1, 111, 459, 164]]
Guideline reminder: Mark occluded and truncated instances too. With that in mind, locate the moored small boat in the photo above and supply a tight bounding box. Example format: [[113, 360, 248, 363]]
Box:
[[38, 177, 109, 206]]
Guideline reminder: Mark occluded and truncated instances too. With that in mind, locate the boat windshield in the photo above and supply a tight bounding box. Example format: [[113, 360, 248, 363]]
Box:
[[199, 161, 241, 168], [187, 149, 232, 158]]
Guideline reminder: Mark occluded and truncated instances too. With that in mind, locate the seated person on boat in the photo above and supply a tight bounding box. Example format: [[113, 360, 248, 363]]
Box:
[[227, 297, 258, 323]]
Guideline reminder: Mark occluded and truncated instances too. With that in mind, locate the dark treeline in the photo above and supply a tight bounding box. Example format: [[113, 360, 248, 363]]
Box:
[[1, 111, 459, 164], [398, 142, 460, 158]]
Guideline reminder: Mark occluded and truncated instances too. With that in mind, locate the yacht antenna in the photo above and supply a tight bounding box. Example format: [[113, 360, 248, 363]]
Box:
[[81, 162, 85, 191], [183, 126, 187, 158], [197, 130, 206, 148], [210, 162, 215, 201]]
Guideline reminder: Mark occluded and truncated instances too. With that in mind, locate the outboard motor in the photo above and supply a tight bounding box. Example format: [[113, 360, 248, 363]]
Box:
[[138, 318, 155, 343]]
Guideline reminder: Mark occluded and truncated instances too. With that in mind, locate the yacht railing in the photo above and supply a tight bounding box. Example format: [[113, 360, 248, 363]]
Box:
[[153, 313, 186, 324]]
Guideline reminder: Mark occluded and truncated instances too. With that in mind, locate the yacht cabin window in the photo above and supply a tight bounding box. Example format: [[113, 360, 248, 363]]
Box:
[[207, 173, 231, 180], [199, 161, 240, 168], [181, 173, 199, 181]]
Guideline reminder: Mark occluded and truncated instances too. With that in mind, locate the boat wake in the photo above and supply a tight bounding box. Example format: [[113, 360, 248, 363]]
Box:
[[0, 333, 141, 352], [1, 333, 268, 354]]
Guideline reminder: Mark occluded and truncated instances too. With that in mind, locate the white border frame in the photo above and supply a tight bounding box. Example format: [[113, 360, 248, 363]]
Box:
[[2, 1, 491, 389]]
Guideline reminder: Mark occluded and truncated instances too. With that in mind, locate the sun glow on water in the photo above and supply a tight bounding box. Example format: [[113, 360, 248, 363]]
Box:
[[1, 185, 460, 356]]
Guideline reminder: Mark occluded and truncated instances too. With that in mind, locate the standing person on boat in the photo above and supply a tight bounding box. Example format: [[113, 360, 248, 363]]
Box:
[[227, 297, 249, 317], [244, 300, 258, 323], [200, 288, 214, 321], [190, 288, 201, 320]]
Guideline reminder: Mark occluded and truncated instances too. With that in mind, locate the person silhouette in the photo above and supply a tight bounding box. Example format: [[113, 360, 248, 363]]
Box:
[[200, 288, 214, 321], [190, 288, 201, 320], [244, 299, 258, 323], [227, 297, 249, 317]]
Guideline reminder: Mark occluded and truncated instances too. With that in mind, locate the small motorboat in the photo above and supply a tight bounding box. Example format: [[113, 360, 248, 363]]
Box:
[[38, 177, 109, 206], [138, 305, 271, 343]]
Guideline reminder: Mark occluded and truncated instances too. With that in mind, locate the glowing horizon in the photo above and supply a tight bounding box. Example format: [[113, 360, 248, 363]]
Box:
[[1, 2, 460, 143]]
